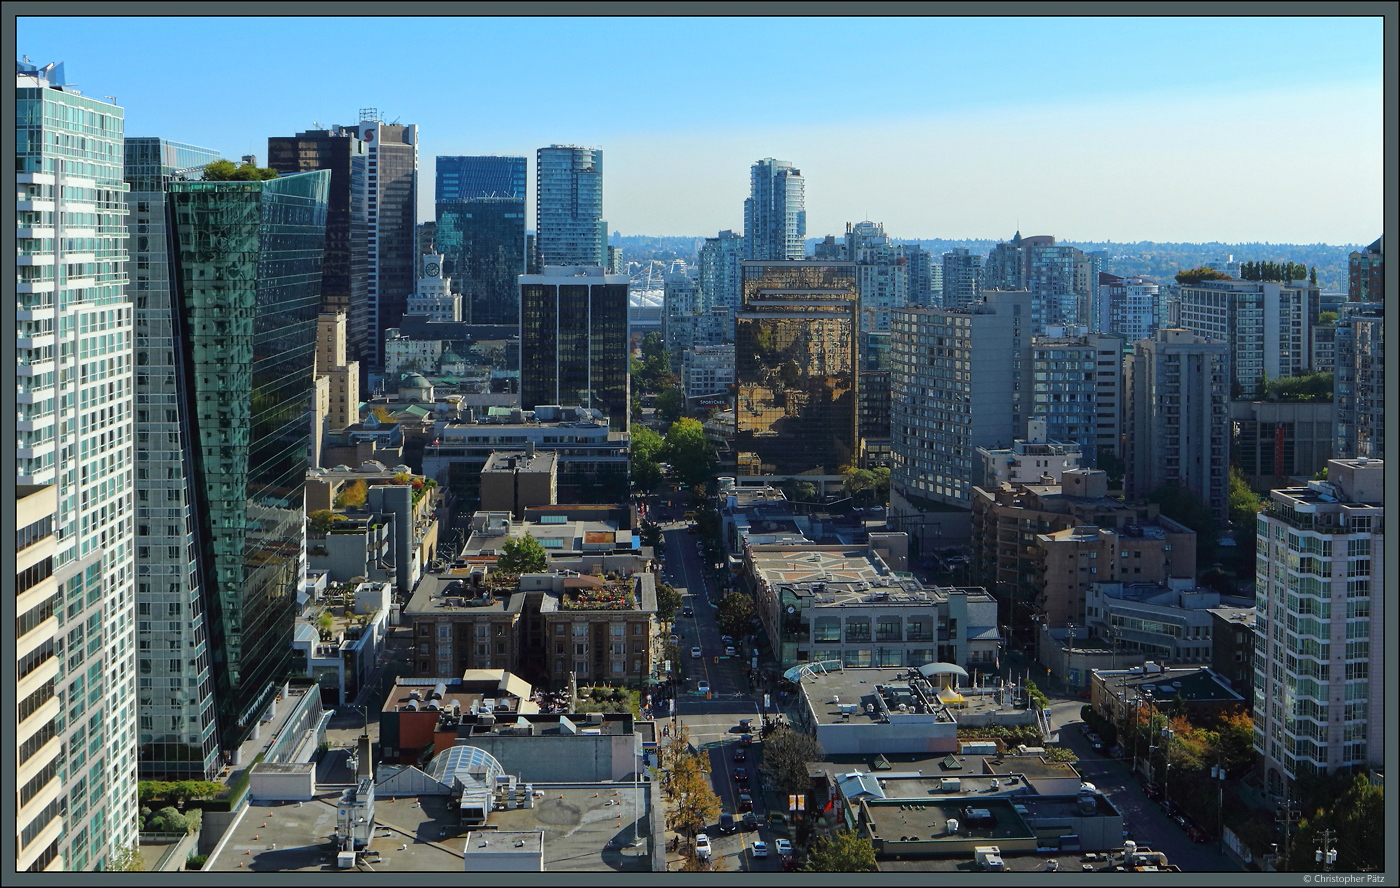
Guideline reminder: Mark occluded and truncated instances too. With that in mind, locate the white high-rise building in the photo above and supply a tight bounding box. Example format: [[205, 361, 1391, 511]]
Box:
[[16, 59, 138, 871], [744, 158, 805, 261], [1176, 279, 1320, 400], [535, 145, 605, 268], [1253, 458, 1384, 798]]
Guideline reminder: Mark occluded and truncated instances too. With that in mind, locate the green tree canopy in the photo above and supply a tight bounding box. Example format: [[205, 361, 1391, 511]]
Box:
[[655, 387, 686, 425], [497, 534, 548, 574], [760, 724, 823, 795], [663, 418, 717, 489], [655, 582, 682, 623], [333, 479, 367, 509], [1175, 266, 1233, 285], [803, 830, 879, 872], [1263, 371, 1333, 403], [630, 425, 666, 491], [202, 159, 278, 181], [715, 590, 754, 639], [307, 509, 346, 533]]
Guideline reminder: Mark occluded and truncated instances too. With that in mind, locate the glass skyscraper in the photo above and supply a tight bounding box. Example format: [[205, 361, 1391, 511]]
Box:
[[436, 195, 526, 325], [166, 171, 328, 758], [519, 267, 630, 432], [267, 126, 371, 375], [734, 261, 859, 476], [535, 145, 605, 268], [125, 136, 226, 780], [436, 154, 526, 202], [16, 59, 139, 871]]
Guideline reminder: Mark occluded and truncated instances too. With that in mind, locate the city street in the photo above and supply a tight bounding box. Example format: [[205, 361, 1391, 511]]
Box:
[[656, 510, 783, 871]]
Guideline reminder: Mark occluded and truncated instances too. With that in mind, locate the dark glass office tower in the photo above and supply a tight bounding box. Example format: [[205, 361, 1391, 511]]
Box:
[[436, 197, 526, 324], [125, 136, 226, 780], [267, 127, 370, 374], [166, 171, 328, 756], [436, 155, 527, 202], [519, 267, 630, 432], [735, 261, 859, 476], [358, 117, 418, 374]]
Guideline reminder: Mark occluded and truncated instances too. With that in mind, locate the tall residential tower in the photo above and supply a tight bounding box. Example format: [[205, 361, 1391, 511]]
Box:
[[744, 158, 806, 261], [535, 145, 605, 268], [16, 58, 139, 871]]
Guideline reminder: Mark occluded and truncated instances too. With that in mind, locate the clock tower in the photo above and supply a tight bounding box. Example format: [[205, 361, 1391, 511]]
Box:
[[406, 247, 461, 322]]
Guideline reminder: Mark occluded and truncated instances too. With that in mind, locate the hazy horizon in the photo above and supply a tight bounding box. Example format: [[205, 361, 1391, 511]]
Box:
[[16, 14, 1384, 245]]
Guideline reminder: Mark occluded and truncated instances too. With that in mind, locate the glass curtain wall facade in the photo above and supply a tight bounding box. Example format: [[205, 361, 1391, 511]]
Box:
[[735, 261, 858, 476], [436, 154, 526, 202], [519, 268, 630, 432], [166, 171, 327, 755], [266, 127, 370, 374], [535, 146, 605, 268], [16, 62, 139, 871], [436, 197, 526, 324], [125, 137, 225, 779]]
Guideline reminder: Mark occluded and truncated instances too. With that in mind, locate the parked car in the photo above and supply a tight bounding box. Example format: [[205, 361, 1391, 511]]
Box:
[[725, 646, 737, 657], [669, 633, 679, 645], [698, 680, 710, 694], [775, 839, 792, 855], [752, 840, 768, 858], [695, 833, 711, 860], [721, 635, 734, 646]]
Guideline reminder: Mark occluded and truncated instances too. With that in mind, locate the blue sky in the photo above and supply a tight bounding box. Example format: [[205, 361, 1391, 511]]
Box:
[[16, 14, 1384, 244]]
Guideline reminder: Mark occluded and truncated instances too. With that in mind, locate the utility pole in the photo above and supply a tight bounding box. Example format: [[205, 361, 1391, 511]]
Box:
[[1210, 762, 1227, 853], [1314, 828, 1337, 872], [1276, 796, 1301, 871]]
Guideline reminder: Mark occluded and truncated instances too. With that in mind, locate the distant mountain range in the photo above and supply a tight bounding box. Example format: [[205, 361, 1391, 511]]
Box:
[[606, 234, 1368, 292]]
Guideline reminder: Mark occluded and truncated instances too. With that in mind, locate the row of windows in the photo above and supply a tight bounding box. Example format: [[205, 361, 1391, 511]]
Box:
[[17, 514, 53, 552], [17, 556, 54, 596]]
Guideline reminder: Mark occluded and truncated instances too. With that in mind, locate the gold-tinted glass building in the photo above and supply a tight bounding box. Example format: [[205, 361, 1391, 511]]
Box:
[[735, 261, 859, 476]]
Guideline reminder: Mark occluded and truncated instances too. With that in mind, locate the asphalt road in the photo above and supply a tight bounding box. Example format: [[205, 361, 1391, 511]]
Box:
[[658, 515, 782, 871]]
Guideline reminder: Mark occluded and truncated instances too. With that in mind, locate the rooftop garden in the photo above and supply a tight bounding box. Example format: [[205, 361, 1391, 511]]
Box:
[[559, 583, 637, 610]]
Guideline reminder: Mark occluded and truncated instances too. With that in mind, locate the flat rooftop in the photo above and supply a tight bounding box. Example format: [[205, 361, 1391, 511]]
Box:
[[208, 784, 655, 872], [1092, 666, 1245, 704], [797, 666, 1016, 725]]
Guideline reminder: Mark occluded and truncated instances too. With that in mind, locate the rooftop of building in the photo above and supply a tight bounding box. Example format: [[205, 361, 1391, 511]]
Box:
[[481, 449, 558, 474], [404, 569, 656, 619], [794, 665, 1012, 726], [1207, 605, 1257, 628], [380, 671, 534, 717], [205, 783, 653, 872], [309, 460, 416, 479], [1090, 665, 1245, 704], [461, 511, 635, 561]]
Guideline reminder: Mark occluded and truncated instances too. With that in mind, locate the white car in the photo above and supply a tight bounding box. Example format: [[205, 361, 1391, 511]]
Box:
[[725, 646, 737, 657], [752, 840, 768, 858], [697, 680, 710, 694], [691, 646, 703, 659], [695, 833, 711, 859], [775, 838, 792, 855]]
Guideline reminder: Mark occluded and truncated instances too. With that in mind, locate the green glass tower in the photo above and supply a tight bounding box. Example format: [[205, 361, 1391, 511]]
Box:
[[125, 137, 226, 780], [166, 171, 328, 756]]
